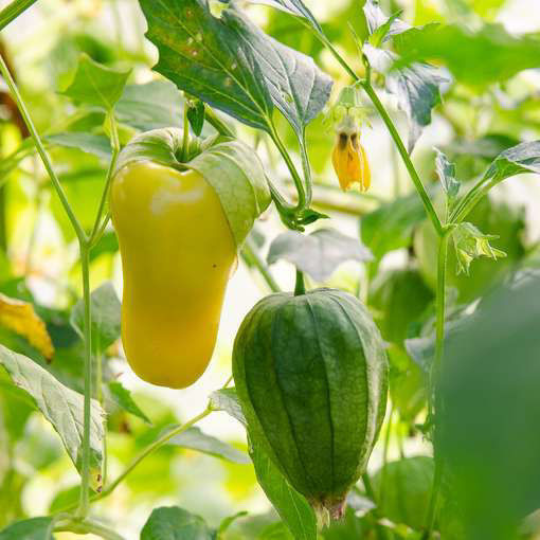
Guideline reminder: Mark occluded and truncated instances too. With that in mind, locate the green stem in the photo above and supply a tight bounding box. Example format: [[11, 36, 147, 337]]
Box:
[[361, 82, 443, 236], [422, 460, 444, 540], [76, 244, 93, 518], [0, 53, 87, 244], [378, 403, 394, 504], [95, 408, 212, 502], [309, 32, 443, 237], [0, 0, 38, 32], [204, 105, 235, 138], [294, 269, 306, 296], [55, 517, 125, 540], [242, 237, 281, 293], [450, 178, 493, 224], [90, 213, 111, 249], [299, 134, 313, 207], [269, 123, 306, 212], [182, 102, 190, 161]]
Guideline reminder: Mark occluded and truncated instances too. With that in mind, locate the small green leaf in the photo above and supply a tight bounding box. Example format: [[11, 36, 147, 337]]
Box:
[[187, 99, 205, 137], [267, 228, 373, 282], [217, 512, 249, 535], [363, 0, 409, 44], [107, 381, 151, 424], [0, 517, 55, 540], [250, 441, 317, 540], [141, 506, 214, 540], [434, 148, 460, 199], [71, 282, 121, 351], [46, 133, 112, 160], [246, 0, 321, 33], [0, 345, 105, 489], [61, 53, 130, 110], [484, 140, 540, 184], [209, 387, 247, 426], [452, 222, 506, 275], [169, 426, 250, 464]]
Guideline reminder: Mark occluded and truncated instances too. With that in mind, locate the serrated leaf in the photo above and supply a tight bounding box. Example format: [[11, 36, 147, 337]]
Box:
[[434, 148, 460, 199], [116, 81, 185, 132], [484, 140, 540, 184], [361, 193, 426, 260], [209, 387, 247, 426], [169, 426, 249, 464], [0, 517, 55, 540], [107, 381, 151, 424], [364, 44, 449, 152], [61, 53, 130, 110], [141, 506, 214, 540], [363, 0, 409, 46], [452, 222, 506, 275], [267, 228, 373, 282], [46, 132, 112, 160], [139, 0, 332, 139], [71, 282, 121, 352], [0, 294, 54, 360], [0, 345, 104, 489], [250, 441, 317, 540]]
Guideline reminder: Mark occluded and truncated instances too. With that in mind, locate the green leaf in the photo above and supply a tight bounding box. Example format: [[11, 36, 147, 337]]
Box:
[[452, 222, 506, 275], [139, 0, 332, 137], [364, 44, 448, 151], [250, 441, 317, 540], [187, 98, 205, 137], [116, 81, 185, 132], [0, 345, 104, 489], [61, 53, 130, 110], [394, 23, 540, 88], [140, 506, 214, 540], [209, 388, 247, 426], [267, 228, 373, 282], [361, 193, 426, 260], [169, 426, 250, 464], [246, 0, 322, 33], [217, 512, 249, 536], [46, 132, 112, 160], [107, 381, 151, 424], [363, 0, 409, 46], [484, 140, 540, 184], [70, 282, 121, 352], [434, 148, 460, 199], [372, 456, 435, 530], [0, 517, 55, 540]]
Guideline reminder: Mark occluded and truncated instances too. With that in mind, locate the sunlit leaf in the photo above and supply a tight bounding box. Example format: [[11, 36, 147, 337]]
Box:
[[267, 228, 373, 282], [0, 294, 54, 360], [141, 506, 214, 540], [46, 132, 112, 160], [169, 426, 250, 464], [0, 345, 104, 489], [484, 140, 540, 184], [61, 53, 130, 110], [434, 148, 460, 199], [209, 388, 247, 426], [0, 517, 54, 540], [107, 381, 151, 424], [71, 282, 121, 352], [363, 0, 409, 45], [246, 0, 321, 33], [250, 441, 317, 540]]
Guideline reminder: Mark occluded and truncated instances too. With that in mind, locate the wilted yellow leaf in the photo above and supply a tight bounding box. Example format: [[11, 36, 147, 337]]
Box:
[[0, 294, 54, 360]]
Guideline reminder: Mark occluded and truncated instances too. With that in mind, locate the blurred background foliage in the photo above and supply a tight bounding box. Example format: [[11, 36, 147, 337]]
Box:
[[1, 0, 540, 538]]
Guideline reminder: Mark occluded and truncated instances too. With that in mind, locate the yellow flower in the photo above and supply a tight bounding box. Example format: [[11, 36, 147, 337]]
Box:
[[332, 127, 371, 192]]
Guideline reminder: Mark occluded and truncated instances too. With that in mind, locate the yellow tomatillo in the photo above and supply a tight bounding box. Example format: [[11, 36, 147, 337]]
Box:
[[110, 128, 270, 389]]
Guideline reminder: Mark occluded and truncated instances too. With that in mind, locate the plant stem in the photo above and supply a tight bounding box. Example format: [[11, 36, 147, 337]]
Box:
[[450, 178, 492, 224], [76, 244, 93, 518], [269, 123, 306, 212], [361, 82, 443, 236], [242, 237, 281, 293], [55, 517, 125, 540], [182, 102, 190, 161], [422, 461, 444, 540], [309, 33, 443, 237], [0, 54, 87, 244], [0, 0, 37, 32], [294, 269, 306, 296], [204, 105, 235, 138]]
